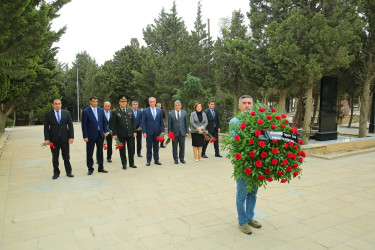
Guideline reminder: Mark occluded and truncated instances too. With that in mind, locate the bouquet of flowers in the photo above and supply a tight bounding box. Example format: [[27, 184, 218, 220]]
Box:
[[103, 127, 112, 150], [41, 142, 56, 149], [165, 132, 175, 146], [222, 101, 306, 193], [191, 129, 217, 143], [115, 138, 124, 150]]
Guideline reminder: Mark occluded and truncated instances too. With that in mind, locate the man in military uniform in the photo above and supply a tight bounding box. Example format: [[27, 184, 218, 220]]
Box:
[[111, 94, 137, 170]]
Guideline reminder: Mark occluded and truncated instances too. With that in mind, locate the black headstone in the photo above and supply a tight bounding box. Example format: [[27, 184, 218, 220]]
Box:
[[369, 94, 375, 133], [315, 76, 338, 141]]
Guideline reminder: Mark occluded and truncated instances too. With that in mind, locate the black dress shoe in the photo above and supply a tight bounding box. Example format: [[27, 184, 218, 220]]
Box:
[[122, 165, 127, 170], [107, 159, 112, 163], [215, 154, 223, 158], [180, 159, 186, 164], [52, 174, 59, 179], [146, 162, 150, 166], [130, 165, 137, 168], [174, 160, 179, 164], [154, 161, 162, 165], [160, 145, 166, 148], [66, 173, 74, 177], [98, 169, 108, 173], [87, 169, 94, 175], [138, 154, 143, 157], [202, 154, 208, 158]]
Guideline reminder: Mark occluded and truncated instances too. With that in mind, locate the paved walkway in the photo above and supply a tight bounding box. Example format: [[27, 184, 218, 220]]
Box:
[[0, 124, 374, 249]]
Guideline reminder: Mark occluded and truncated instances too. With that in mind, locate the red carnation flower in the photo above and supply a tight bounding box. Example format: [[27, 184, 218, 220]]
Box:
[[272, 148, 279, 154], [280, 124, 286, 128], [259, 107, 266, 112], [281, 114, 286, 118], [292, 154, 297, 160], [257, 119, 264, 125], [240, 123, 247, 129], [289, 126, 297, 134], [258, 141, 265, 147], [265, 168, 271, 174], [293, 171, 299, 177], [261, 152, 268, 158], [258, 175, 265, 181], [254, 130, 261, 136], [235, 153, 242, 160], [277, 171, 284, 176], [205, 136, 210, 141], [255, 160, 262, 167], [271, 124, 276, 129], [271, 108, 276, 113], [245, 168, 252, 175], [250, 111, 256, 116], [263, 129, 269, 131], [272, 139, 278, 143], [283, 143, 288, 149], [234, 135, 240, 141], [271, 159, 278, 165], [282, 159, 288, 165], [168, 132, 175, 141], [299, 157, 303, 163], [50, 142, 56, 149], [288, 141, 294, 146], [293, 163, 299, 169], [299, 139, 303, 145], [210, 137, 217, 143], [294, 145, 298, 149], [286, 166, 292, 172], [297, 151, 302, 156], [287, 152, 293, 159], [249, 151, 256, 157], [267, 115, 272, 120], [301, 151, 306, 157], [276, 116, 281, 120], [249, 139, 255, 145], [281, 179, 287, 183], [267, 177, 273, 182]]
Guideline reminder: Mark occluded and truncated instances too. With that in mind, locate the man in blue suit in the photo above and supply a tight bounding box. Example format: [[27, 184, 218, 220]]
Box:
[[103, 101, 113, 162], [132, 101, 143, 157], [141, 97, 165, 166], [82, 96, 109, 175]]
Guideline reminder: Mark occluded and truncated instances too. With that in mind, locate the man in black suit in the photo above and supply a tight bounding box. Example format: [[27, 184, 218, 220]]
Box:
[[82, 96, 109, 175], [156, 102, 166, 148], [44, 98, 74, 179], [168, 100, 189, 164], [111, 94, 137, 170], [132, 101, 143, 157], [202, 100, 223, 158], [103, 101, 113, 162]]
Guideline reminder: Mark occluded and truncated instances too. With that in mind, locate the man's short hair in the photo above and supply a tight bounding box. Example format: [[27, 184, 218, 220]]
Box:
[[104, 101, 111, 105], [90, 96, 98, 101], [156, 102, 161, 106], [132, 101, 138, 105], [174, 100, 181, 105], [52, 98, 61, 103], [208, 100, 215, 104], [149, 97, 156, 102], [239, 95, 253, 104]]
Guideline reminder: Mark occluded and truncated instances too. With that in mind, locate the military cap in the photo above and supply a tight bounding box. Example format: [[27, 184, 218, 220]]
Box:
[[118, 94, 129, 102]]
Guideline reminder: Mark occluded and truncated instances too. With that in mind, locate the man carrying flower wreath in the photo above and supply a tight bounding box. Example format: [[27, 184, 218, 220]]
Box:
[[230, 95, 262, 235]]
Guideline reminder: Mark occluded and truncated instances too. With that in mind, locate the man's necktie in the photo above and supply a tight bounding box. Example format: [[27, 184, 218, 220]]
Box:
[[106, 111, 110, 121], [134, 110, 137, 118], [56, 111, 60, 124], [94, 108, 98, 120], [211, 109, 215, 118], [177, 111, 180, 120], [152, 108, 156, 120]]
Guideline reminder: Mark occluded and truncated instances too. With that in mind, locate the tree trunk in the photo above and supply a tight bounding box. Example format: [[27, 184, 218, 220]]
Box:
[[294, 86, 304, 128], [279, 89, 286, 114], [348, 94, 354, 128], [359, 54, 374, 137], [302, 83, 314, 144], [0, 103, 15, 134], [233, 93, 238, 114]]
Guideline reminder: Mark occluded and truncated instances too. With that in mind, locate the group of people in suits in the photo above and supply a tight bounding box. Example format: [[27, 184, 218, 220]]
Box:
[[43, 95, 222, 179]]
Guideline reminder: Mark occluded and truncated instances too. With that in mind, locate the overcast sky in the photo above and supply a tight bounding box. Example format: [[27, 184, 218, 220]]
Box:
[[51, 0, 250, 66]]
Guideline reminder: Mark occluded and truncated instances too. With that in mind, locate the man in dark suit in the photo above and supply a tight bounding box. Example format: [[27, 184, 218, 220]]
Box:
[[168, 100, 189, 164], [82, 96, 109, 175], [141, 97, 165, 166], [156, 102, 166, 148], [202, 100, 223, 158], [44, 98, 74, 179], [103, 101, 113, 162], [132, 101, 143, 157], [112, 94, 137, 170]]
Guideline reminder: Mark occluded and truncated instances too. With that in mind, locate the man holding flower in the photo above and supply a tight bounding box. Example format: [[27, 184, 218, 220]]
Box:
[[230, 95, 262, 235]]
